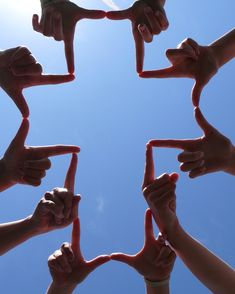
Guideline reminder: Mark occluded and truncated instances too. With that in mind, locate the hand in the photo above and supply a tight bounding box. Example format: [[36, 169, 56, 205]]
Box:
[[0, 46, 74, 117], [32, 0, 106, 74], [111, 209, 176, 282], [48, 218, 110, 289], [140, 38, 218, 105], [142, 144, 179, 238], [31, 153, 80, 234], [149, 107, 235, 178], [106, 0, 169, 73], [0, 119, 80, 191]]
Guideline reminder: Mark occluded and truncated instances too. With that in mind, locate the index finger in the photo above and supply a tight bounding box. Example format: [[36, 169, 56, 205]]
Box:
[[149, 139, 196, 150], [31, 145, 80, 159], [64, 30, 75, 74], [133, 28, 144, 73], [64, 153, 78, 193], [31, 73, 75, 86], [142, 144, 155, 191], [71, 217, 81, 254]]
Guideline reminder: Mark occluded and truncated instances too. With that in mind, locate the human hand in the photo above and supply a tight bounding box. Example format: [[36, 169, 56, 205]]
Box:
[[140, 38, 218, 106], [111, 209, 176, 282], [0, 119, 80, 191], [31, 153, 80, 234], [0, 46, 74, 117], [142, 144, 179, 238], [106, 0, 169, 73], [33, 0, 106, 74], [47, 218, 110, 289], [149, 107, 235, 178]]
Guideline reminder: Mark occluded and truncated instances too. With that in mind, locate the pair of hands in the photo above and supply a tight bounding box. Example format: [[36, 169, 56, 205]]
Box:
[[149, 107, 235, 179], [0, 118, 80, 191], [32, 0, 168, 74], [0, 46, 74, 117], [48, 208, 176, 289]]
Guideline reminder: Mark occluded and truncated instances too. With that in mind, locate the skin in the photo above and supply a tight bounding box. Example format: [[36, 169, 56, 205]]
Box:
[[149, 107, 235, 178], [0, 118, 80, 191], [0, 154, 80, 256], [106, 0, 169, 73], [33, 0, 106, 74], [47, 220, 110, 294], [0, 46, 74, 117], [111, 209, 176, 294], [142, 144, 235, 293]]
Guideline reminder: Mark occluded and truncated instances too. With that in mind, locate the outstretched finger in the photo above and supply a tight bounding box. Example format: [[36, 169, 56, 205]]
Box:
[[144, 208, 154, 243], [110, 253, 134, 267], [9, 118, 29, 151], [149, 139, 195, 150], [31, 73, 75, 86], [64, 30, 75, 74], [64, 153, 78, 193], [194, 107, 216, 135], [142, 144, 154, 191], [139, 66, 178, 78], [192, 80, 204, 106], [133, 29, 144, 73], [32, 145, 80, 159], [106, 9, 131, 20], [71, 217, 81, 254], [82, 9, 106, 19]]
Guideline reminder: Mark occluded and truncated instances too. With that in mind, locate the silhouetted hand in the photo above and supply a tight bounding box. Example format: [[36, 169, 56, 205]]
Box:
[[106, 0, 169, 73], [0, 46, 74, 117], [0, 119, 80, 191], [111, 209, 176, 282], [31, 153, 80, 234], [142, 144, 179, 239], [140, 38, 218, 105], [33, 0, 106, 74], [47, 218, 110, 291], [150, 107, 235, 178]]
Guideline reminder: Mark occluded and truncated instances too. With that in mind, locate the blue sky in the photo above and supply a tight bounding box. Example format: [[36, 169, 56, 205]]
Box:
[[0, 0, 235, 293]]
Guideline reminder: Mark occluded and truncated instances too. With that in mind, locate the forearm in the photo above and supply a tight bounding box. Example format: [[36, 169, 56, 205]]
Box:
[[210, 28, 235, 68], [168, 224, 235, 293], [0, 216, 39, 255], [46, 282, 77, 294], [223, 145, 235, 176], [145, 282, 169, 294], [0, 159, 14, 192]]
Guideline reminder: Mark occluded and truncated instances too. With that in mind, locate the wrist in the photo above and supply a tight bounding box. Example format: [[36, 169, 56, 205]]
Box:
[[47, 281, 77, 294], [144, 276, 170, 287]]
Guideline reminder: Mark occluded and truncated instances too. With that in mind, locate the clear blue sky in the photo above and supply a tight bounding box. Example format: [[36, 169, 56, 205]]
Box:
[[0, 0, 235, 293]]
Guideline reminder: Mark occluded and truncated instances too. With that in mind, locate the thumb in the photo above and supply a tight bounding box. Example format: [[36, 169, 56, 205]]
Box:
[[192, 80, 204, 106], [110, 253, 134, 267], [82, 9, 106, 19], [194, 107, 215, 135], [10, 91, 29, 118], [87, 255, 111, 272], [106, 9, 131, 20], [32, 14, 41, 32], [8, 118, 29, 151]]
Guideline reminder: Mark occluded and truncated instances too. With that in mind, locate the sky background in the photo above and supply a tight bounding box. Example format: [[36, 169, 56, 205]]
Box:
[[0, 0, 235, 293]]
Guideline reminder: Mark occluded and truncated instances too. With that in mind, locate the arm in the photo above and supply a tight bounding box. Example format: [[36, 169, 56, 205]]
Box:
[[210, 28, 235, 67], [47, 282, 76, 294], [142, 144, 235, 294], [146, 283, 169, 294]]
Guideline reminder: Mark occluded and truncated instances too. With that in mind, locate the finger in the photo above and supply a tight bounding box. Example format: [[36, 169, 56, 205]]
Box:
[[143, 174, 170, 197], [178, 151, 204, 163], [82, 9, 106, 19], [166, 48, 198, 64], [142, 144, 154, 191], [64, 31, 75, 74], [183, 38, 200, 55], [189, 165, 206, 179], [110, 253, 134, 266], [106, 9, 130, 20], [180, 159, 204, 172], [64, 153, 78, 193], [146, 182, 176, 203], [139, 67, 178, 78], [12, 54, 37, 67], [133, 28, 144, 73], [149, 139, 195, 150], [69, 196, 81, 221], [8, 118, 29, 151], [71, 217, 81, 254], [164, 251, 176, 267], [22, 175, 41, 186], [11, 63, 43, 76], [194, 107, 215, 135], [31, 145, 80, 159], [53, 188, 73, 220], [42, 8, 53, 36], [11, 46, 31, 62], [48, 255, 65, 273], [32, 14, 42, 32], [138, 24, 153, 43], [52, 13, 63, 41], [24, 168, 46, 179], [61, 242, 74, 262], [155, 10, 169, 30], [144, 208, 154, 242], [53, 250, 72, 273], [31, 73, 75, 86], [87, 255, 111, 272], [43, 195, 64, 218], [144, 8, 162, 35], [192, 80, 204, 106], [24, 158, 51, 170], [10, 91, 30, 118], [169, 172, 179, 184]]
